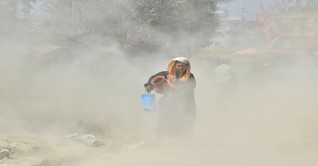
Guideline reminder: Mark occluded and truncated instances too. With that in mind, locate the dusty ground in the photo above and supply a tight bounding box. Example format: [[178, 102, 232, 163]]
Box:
[[1, 97, 318, 166]]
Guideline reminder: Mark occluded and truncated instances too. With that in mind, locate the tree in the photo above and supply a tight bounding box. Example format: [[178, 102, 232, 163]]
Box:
[[0, 0, 42, 31], [128, 0, 230, 51], [43, 0, 231, 54], [0, 0, 19, 30], [40, 0, 73, 33], [20, 0, 39, 19]]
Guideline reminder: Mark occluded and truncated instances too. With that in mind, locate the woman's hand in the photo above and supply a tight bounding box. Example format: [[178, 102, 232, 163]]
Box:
[[167, 74, 176, 82], [145, 86, 152, 93]]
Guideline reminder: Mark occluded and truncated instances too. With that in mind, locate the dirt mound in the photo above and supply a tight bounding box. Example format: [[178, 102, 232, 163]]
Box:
[[0, 134, 64, 166]]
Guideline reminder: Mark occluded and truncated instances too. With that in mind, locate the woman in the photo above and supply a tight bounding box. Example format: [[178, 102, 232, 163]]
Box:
[[144, 57, 196, 140]]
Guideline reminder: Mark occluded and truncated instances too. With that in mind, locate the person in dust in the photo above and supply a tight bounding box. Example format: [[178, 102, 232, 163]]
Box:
[[212, 58, 236, 112], [144, 57, 197, 142]]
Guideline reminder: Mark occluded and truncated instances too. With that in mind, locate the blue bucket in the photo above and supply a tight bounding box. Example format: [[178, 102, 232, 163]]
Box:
[[141, 94, 156, 111]]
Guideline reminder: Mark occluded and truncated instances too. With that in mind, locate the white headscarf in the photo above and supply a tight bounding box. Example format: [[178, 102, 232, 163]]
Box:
[[166, 57, 191, 71]]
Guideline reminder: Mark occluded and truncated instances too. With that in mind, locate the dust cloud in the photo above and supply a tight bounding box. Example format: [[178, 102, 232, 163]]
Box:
[[1, 34, 318, 166], [1, 1, 318, 166]]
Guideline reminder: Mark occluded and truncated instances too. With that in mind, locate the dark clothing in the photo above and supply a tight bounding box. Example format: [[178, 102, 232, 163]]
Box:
[[144, 71, 197, 137]]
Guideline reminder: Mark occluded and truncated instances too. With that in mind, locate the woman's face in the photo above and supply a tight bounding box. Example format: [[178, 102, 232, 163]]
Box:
[[176, 62, 187, 73]]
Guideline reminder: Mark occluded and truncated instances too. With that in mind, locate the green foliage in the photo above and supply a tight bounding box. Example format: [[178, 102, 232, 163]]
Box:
[[43, 0, 231, 53], [0, 0, 41, 30], [41, 0, 73, 33], [20, 0, 39, 18], [0, 0, 19, 30]]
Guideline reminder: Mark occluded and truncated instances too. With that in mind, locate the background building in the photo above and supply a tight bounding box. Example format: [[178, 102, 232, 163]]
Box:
[[285, 0, 318, 12], [198, 9, 258, 58]]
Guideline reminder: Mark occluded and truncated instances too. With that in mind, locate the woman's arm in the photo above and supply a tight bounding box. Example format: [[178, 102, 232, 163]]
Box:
[[144, 71, 168, 92]]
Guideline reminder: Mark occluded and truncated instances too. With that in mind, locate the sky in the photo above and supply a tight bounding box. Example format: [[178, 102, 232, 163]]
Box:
[[30, 1, 44, 15], [219, 0, 261, 19]]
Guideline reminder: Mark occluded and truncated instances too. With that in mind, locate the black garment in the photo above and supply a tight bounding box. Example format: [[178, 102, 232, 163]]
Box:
[[144, 71, 197, 138]]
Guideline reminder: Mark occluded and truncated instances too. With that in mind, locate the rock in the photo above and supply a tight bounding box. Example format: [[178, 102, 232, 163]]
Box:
[[0, 149, 10, 158]]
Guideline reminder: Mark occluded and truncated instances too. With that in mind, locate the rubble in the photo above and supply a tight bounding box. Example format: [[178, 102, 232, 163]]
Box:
[[0, 148, 10, 159]]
